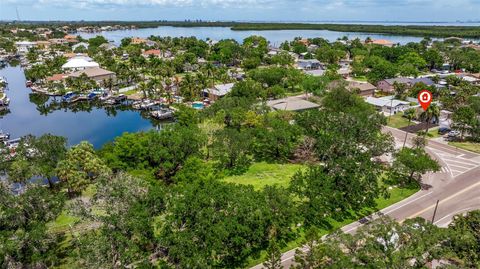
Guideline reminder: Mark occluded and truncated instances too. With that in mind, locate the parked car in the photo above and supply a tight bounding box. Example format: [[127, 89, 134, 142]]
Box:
[[438, 127, 451, 135], [448, 130, 460, 138]]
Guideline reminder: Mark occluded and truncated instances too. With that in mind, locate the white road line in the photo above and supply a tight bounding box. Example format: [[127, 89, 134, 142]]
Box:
[[433, 207, 478, 226], [440, 158, 478, 167], [448, 164, 475, 170], [383, 191, 434, 215]]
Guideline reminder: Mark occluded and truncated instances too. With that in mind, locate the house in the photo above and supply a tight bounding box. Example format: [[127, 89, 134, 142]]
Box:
[[266, 95, 320, 112], [368, 39, 395, 47], [99, 43, 117, 50], [142, 49, 161, 58], [72, 42, 89, 51], [347, 81, 376, 97], [15, 41, 36, 54], [131, 37, 147, 45], [296, 59, 322, 70], [64, 35, 78, 43], [366, 96, 410, 114], [62, 57, 99, 71], [203, 83, 235, 101], [69, 67, 116, 84], [48, 38, 68, 45], [411, 77, 435, 86], [46, 73, 67, 82], [35, 41, 51, 50], [298, 38, 309, 46], [305, 69, 325, 77], [377, 78, 412, 93]]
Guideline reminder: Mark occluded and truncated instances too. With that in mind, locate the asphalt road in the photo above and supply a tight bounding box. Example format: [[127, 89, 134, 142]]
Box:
[[251, 126, 480, 269]]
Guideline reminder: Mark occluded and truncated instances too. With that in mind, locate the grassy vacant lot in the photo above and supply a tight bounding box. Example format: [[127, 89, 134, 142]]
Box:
[[223, 162, 305, 189], [449, 141, 480, 154], [233, 163, 419, 268], [387, 113, 411, 129]]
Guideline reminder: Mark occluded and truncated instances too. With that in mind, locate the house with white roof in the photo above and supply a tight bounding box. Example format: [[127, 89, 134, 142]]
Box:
[[203, 83, 235, 101], [62, 57, 99, 71], [366, 96, 410, 114], [72, 42, 89, 51], [15, 41, 36, 54]]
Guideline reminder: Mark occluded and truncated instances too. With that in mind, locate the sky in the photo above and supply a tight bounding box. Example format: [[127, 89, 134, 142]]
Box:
[[1, 0, 480, 22]]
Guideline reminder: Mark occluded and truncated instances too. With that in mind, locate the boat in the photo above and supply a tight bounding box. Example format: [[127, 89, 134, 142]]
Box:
[[87, 92, 98, 100], [25, 80, 33, 87], [0, 77, 7, 85], [62, 92, 76, 102], [150, 109, 174, 120], [0, 97, 10, 106], [0, 131, 10, 142]]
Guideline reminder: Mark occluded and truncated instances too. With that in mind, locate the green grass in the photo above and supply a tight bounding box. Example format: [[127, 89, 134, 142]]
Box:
[[352, 76, 368, 82], [418, 127, 442, 139], [387, 113, 411, 129], [245, 184, 419, 268], [449, 141, 480, 154], [222, 162, 305, 190]]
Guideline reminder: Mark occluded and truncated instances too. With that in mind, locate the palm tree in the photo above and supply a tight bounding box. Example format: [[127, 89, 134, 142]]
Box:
[[403, 108, 417, 148], [420, 103, 440, 137]]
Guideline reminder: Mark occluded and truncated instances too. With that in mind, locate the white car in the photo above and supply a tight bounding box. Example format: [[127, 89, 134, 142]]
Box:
[[448, 130, 461, 138]]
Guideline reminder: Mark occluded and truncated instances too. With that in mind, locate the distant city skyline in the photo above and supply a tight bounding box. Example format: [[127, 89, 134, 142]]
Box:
[[1, 0, 480, 22]]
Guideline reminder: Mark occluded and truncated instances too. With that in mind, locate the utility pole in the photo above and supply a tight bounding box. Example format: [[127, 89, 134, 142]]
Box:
[[15, 7, 20, 21], [431, 199, 440, 223]]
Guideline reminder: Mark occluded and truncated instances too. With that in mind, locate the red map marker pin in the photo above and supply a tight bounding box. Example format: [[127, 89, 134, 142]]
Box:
[[418, 90, 433, 111]]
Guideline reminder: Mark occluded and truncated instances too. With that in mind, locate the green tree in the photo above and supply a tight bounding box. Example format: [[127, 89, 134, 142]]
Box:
[[0, 184, 65, 268], [56, 141, 110, 196], [452, 106, 476, 140], [263, 240, 283, 269], [392, 147, 440, 185]]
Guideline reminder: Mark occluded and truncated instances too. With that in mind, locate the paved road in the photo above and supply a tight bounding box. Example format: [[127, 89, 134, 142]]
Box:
[[252, 126, 480, 269]]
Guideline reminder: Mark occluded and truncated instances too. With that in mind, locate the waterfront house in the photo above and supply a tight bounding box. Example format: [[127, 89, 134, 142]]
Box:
[[132, 37, 148, 45], [367, 39, 395, 47], [62, 57, 100, 71], [347, 81, 376, 97], [15, 41, 36, 54], [72, 42, 89, 51], [69, 67, 116, 84], [46, 73, 67, 82], [203, 83, 235, 101], [64, 35, 78, 43], [99, 43, 117, 50]]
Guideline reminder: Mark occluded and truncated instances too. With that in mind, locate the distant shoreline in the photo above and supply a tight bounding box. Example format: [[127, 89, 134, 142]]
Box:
[[2, 21, 480, 38]]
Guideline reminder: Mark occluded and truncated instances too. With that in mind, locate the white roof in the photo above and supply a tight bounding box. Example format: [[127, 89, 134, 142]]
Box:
[[366, 97, 409, 108], [15, 41, 36, 46], [204, 83, 235, 97], [62, 58, 99, 69]]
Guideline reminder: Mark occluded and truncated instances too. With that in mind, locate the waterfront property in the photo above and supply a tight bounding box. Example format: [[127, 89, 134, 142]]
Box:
[[69, 67, 116, 84], [203, 83, 235, 101]]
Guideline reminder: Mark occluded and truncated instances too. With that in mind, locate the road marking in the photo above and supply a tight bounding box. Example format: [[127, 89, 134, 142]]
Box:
[[383, 191, 434, 215], [433, 206, 478, 226], [407, 180, 480, 219]]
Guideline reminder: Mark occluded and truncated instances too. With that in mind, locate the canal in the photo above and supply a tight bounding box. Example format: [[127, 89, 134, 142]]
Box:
[[0, 65, 158, 148]]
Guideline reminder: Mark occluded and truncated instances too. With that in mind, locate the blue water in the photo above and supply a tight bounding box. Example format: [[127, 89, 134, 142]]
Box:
[[80, 26, 428, 47], [0, 65, 157, 148]]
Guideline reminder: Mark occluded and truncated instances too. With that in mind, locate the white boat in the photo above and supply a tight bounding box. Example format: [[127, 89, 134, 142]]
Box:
[[0, 131, 10, 142], [150, 109, 174, 120]]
